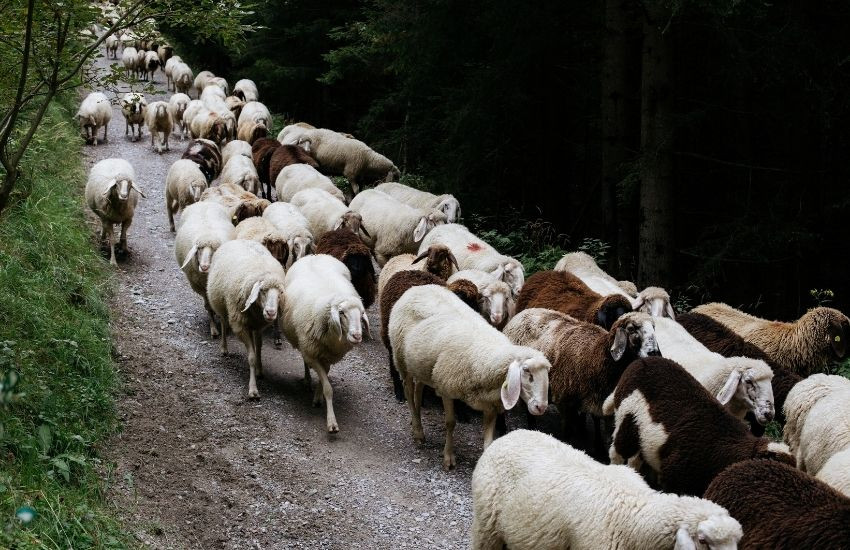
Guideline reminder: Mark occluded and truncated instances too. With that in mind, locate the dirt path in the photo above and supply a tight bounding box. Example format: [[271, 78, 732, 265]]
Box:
[[82, 54, 480, 549]]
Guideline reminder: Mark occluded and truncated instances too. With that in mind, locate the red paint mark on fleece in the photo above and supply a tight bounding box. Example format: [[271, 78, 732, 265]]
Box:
[[467, 242, 483, 252]]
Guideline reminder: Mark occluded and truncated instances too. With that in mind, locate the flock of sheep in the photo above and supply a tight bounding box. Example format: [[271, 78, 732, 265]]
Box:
[[76, 16, 850, 550]]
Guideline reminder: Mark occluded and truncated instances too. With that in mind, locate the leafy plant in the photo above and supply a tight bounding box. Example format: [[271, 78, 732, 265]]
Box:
[[810, 288, 835, 307]]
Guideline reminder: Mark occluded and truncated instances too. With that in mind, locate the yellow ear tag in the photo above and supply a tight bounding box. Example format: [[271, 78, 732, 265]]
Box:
[[836, 335, 841, 342]]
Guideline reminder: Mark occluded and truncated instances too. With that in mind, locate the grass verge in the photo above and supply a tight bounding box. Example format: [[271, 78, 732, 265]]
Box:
[[0, 95, 127, 548]]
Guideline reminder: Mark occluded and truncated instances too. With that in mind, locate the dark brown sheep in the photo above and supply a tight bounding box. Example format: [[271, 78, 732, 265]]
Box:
[[704, 459, 850, 549], [315, 229, 377, 309], [269, 144, 320, 192], [677, 311, 802, 433], [603, 356, 795, 496], [516, 270, 632, 330], [412, 244, 459, 281], [251, 138, 281, 199], [182, 139, 222, 184], [380, 271, 480, 401]]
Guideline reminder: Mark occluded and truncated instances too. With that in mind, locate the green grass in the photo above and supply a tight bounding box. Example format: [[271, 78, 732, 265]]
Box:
[[0, 96, 128, 548]]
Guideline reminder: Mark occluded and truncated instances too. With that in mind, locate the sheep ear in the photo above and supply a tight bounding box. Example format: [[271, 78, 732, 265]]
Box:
[[361, 311, 372, 340], [490, 265, 505, 280], [329, 304, 342, 335], [333, 217, 345, 231], [131, 182, 146, 198], [411, 250, 429, 265], [448, 251, 460, 271], [610, 326, 628, 361], [673, 526, 697, 550], [101, 179, 118, 196], [633, 295, 646, 311], [180, 244, 198, 269], [665, 301, 676, 319], [413, 217, 428, 242], [242, 281, 263, 312], [500, 360, 522, 410], [359, 223, 371, 238], [716, 370, 742, 405]]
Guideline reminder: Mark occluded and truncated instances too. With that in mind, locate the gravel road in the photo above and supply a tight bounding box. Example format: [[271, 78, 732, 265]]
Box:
[[82, 52, 481, 549]]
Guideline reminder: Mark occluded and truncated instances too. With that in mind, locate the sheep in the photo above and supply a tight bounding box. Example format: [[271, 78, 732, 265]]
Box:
[[653, 316, 776, 426], [193, 70, 215, 94], [783, 374, 850, 483], [236, 120, 267, 144], [189, 108, 229, 145], [143, 101, 172, 153], [207, 240, 286, 399], [374, 182, 461, 223], [389, 283, 549, 469], [225, 95, 245, 120], [220, 155, 261, 196], [164, 56, 183, 90], [140, 50, 159, 81], [222, 140, 253, 168], [121, 46, 138, 78], [447, 269, 513, 328], [692, 302, 850, 376], [676, 311, 801, 428], [85, 158, 145, 266], [172, 62, 194, 95], [201, 85, 227, 109], [233, 216, 290, 266], [120, 92, 146, 142], [134, 48, 146, 79], [350, 189, 447, 266], [603, 356, 794, 496], [181, 138, 222, 183], [471, 429, 743, 550], [276, 121, 316, 142], [233, 79, 258, 102], [276, 163, 344, 203], [201, 183, 270, 225], [281, 254, 368, 433], [377, 245, 459, 302], [165, 159, 209, 232], [704, 459, 850, 549], [77, 91, 111, 145], [251, 137, 281, 198], [505, 309, 659, 450], [175, 201, 235, 337], [105, 33, 119, 59], [262, 202, 314, 268], [292, 128, 399, 195], [515, 270, 632, 330], [315, 229, 376, 309], [269, 144, 320, 191], [418, 223, 525, 298], [156, 44, 173, 67], [207, 76, 229, 95], [290, 188, 368, 242], [380, 271, 480, 402], [167, 93, 190, 141], [817, 448, 850, 497], [238, 101, 272, 128]]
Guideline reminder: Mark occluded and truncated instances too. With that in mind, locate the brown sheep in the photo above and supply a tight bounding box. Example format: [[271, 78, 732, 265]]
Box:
[[376, 244, 459, 303], [315, 229, 377, 309], [692, 302, 850, 376], [251, 137, 281, 199], [237, 120, 268, 145], [516, 270, 632, 330], [268, 144, 320, 192]]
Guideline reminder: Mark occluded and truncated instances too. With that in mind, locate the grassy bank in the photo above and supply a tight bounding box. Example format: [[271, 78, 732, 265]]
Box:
[[0, 96, 127, 548]]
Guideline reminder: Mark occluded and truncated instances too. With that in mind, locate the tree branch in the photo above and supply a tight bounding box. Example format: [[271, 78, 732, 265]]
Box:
[[0, 0, 36, 169]]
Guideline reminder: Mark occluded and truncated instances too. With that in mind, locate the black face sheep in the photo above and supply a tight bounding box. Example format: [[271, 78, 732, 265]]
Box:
[[182, 138, 223, 184], [120, 92, 146, 142], [389, 284, 549, 469], [471, 430, 743, 550], [77, 92, 111, 145], [207, 240, 285, 399], [704, 459, 850, 549], [515, 269, 632, 330], [602, 356, 794, 496], [693, 302, 850, 376], [85, 159, 146, 266], [251, 137, 281, 198], [380, 270, 481, 402], [315, 228, 376, 309]]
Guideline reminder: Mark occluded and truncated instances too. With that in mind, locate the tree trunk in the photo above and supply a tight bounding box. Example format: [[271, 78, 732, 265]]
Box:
[[637, 13, 674, 287], [0, 169, 19, 214]]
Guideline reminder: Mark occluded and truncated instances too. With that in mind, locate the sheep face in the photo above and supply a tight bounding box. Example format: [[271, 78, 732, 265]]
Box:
[[673, 516, 743, 550], [412, 245, 459, 280], [501, 354, 550, 415], [330, 299, 368, 344], [242, 281, 281, 322], [610, 312, 660, 361], [413, 212, 447, 243], [190, 181, 205, 203], [478, 282, 512, 328], [828, 316, 849, 359], [491, 261, 525, 299], [334, 211, 367, 237], [436, 197, 461, 224], [261, 237, 289, 267], [634, 287, 675, 319], [718, 359, 775, 425], [181, 242, 218, 273], [288, 236, 313, 265]]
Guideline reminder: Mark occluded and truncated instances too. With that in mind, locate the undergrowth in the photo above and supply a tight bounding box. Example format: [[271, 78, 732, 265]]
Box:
[[0, 96, 126, 548]]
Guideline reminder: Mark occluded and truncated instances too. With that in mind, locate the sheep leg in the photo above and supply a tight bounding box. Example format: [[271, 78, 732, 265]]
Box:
[[151, 130, 155, 149], [119, 218, 131, 254], [482, 409, 498, 450], [388, 350, 406, 402], [104, 222, 117, 266], [239, 330, 260, 399], [413, 381, 424, 413], [203, 296, 219, 338], [125, 119, 129, 137], [312, 361, 338, 433], [253, 330, 263, 379], [102, 122, 108, 143], [610, 412, 640, 466], [403, 377, 425, 444], [273, 317, 283, 348], [442, 396, 457, 470], [167, 196, 176, 232], [302, 360, 312, 388], [164, 132, 169, 151], [219, 316, 229, 355]]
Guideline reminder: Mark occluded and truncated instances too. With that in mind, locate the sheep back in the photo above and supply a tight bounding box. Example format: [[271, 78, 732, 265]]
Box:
[[315, 229, 376, 308]]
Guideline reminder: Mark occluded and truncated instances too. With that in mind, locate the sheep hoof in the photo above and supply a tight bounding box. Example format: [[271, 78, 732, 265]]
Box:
[[327, 422, 339, 434], [413, 430, 425, 445], [274, 338, 282, 349], [247, 389, 259, 400], [312, 396, 323, 408], [442, 454, 456, 471]]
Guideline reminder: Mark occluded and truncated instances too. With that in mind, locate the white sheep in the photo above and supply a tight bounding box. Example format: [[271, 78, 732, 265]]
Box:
[[222, 140, 253, 167], [193, 70, 215, 94], [418, 223, 525, 298], [189, 107, 229, 145], [164, 55, 183, 91], [653, 317, 775, 425], [220, 155, 261, 196], [281, 254, 368, 432], [262, 202, 314, 267], [134, 49, 146, 78], [165, 159, 209, 232], [233, 79, 258, 102], [290, 188, 368, 242], [201, 85, 227, 110], [121, 46, 138, 78], [388, 284, 550, 469], [237, 101, 272, 128], [447, 269, 513, 328], [172, 62, 194, 95], [182, 99, 205, 132], [275, 163, 345, 203], [207, 76, 229, 95], [783, 373, 850, 494], [207, 240, 286, 399], [77, 91, 111, 145], [168, 93, 191, 141], [349, 189, 447, 266], [144, 100, 173, 153], [817, 448, 850, 497], [85, 158, 145, 266], [175, 201, 235, 337], [374, 182, 461, 223], [120, 92, 146, 142], [105, 33, 119, 59], [471, 429, 743, 550]]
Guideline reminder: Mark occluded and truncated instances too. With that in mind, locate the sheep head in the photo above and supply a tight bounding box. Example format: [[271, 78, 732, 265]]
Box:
[[717, 358, 775, 425], [334, 211, 366, 237], [288, 235, 313, 264], [478, 280, 512, 328], [595, 294, 633, 330], [634, 286, 675, 319], [103, 178, 144, 202], [435, 196, 461, 223], [673, 516, 742, 550], [609, 311, 659, 363], [412, 244, 458, 280], [329, 298, 368, 344], [242, 280, 282, 322], [413, 211, 447, 243], [261, 236, 289, 267], [181, 239, 219, 273], [501, 353, 550, 415]]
